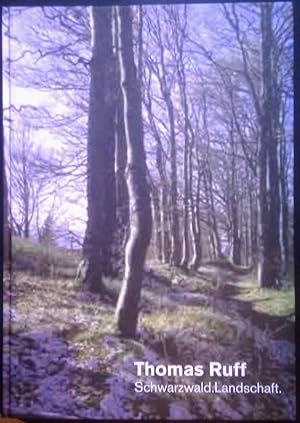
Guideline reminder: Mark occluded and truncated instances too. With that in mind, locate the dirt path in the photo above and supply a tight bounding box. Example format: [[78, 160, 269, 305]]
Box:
[[187, 266, 295, 419], [146, 265, 295, 419]]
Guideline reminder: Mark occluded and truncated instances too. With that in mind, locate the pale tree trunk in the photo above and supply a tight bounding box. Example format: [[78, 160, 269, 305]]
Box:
[[167, 98, 180, 266], [175, 5, 191, 270], [201, 90, 221, 260], [3, 139, 10, 267], [230, 123, 241, 265], [207, 167, 223, 259], [250, 180, 258, 266], [83, 6, 115, 292], [143, 71, 169, 263], [115, 5, 152, 338], [113, 7, 129, 272], [279, 127, 289, 276], [151, 185, 162, 261], [246, 164, 254, 267], [277, 93, 289, 277], [156, 146, 169, 263], [115, 91, 129, 228], [203, 171, 216, 260], [203, 170, 216, 260], [137, 5, 143, 83], [159, 173, 170, 263], [190, 125, 202, 269], [244, 205, 250, 267], [179, 81, 190, 269], [21, 135, 30, 239], [101, 9, 118, 277], [153, 17, 180, 266]]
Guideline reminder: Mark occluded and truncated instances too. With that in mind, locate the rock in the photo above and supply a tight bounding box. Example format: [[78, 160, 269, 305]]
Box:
[[21, 356, 35, 370], [213, 397, 243, 420], [46, 361, 64, 376], [236, 398, 254, 417], [268, 340, 294, 367], [169, 402, 195, 419], [192, 398, 210, 417]]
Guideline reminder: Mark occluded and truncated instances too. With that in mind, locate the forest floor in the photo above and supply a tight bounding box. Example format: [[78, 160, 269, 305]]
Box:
[[3, 262, 295, 420]]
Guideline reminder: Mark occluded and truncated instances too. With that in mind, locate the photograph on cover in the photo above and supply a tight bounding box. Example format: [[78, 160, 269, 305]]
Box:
[[2, 2, 295, 420]]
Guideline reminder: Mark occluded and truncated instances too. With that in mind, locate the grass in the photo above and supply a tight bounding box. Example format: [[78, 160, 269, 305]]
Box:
[[141, 305, 239, 345], [148, 261, 218, 295], [104, 276, 173, 311], [233, 278, 295, 320], [5, 258, 295, 418]]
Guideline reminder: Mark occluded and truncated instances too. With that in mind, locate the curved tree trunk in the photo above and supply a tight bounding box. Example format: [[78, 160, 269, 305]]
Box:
[[115, 5, 152, 338]]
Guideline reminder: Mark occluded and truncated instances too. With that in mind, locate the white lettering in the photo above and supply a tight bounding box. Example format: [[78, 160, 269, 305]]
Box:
[[194, 364, 204, 377], [156, 365, 167, 376], [134, 381, 143, 392], [209, 361, 222, 376], [134, 361, 145, 377]]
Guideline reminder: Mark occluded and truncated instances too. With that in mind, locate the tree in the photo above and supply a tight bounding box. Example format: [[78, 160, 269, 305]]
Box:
[[39, 213, 56, 246], [3, 136, 10, 267], [8, 122, 48, 239], [115, 5, 152, 338], [82, 6, 116, 293], [4, 3, 292, 291], [112, 5, 129, 273], [143, 62, 170, 263], [221, 3, 292, 283], [145, 7, 181, 266], [258, 3, 281, 287]]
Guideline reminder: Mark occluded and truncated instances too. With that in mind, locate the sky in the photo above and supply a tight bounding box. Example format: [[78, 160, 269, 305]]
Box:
[[2, 7, 89, 245]]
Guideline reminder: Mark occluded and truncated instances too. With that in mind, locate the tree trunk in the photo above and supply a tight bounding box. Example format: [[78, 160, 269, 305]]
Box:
[[167, 100, 181, 266], [249, 182, 258, 266], [112, 7, 130, 275], [153, 19, 180, 266], [180, 121, 190, 268], [203, 171, 216, 260], [258, 3, 281, 287], [115, 5, 152, 338], [151, 184, 162, 261], [115, 89, 129, 228], [143, 66, 169, 264], [279, 119, 289, 276], [207, 167, 223, 258], [178, 71, 190, 268], [22, 138, 30, 239], [83, 6, 116, 292], [230, 124, 241, 265], [190, 126, 202, 269], [3, 139, 10, 266]]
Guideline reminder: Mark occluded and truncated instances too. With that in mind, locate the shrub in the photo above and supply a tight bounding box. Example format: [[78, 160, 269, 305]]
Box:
[[11, 236, 81, 278]]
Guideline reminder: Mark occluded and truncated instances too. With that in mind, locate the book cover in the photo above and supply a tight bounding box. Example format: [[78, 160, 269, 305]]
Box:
[[2, 2, 295, 420]]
